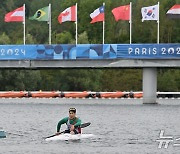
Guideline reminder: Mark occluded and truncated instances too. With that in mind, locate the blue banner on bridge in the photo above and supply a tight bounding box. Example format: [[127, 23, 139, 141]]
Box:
[[0, 44, 179, 60]]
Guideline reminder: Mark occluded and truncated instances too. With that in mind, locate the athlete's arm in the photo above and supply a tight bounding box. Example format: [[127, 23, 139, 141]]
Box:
[[74, 118, 81, 127], [57, 117, 68, 132]]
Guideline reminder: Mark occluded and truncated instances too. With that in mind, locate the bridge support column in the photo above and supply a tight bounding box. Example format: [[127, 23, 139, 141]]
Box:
[[143, 68, 157, 104]]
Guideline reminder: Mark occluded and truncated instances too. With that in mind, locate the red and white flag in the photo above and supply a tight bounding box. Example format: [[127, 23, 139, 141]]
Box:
[[58, 5, 76, 24], [90, 6, 104, 23], [166, 4, 180, 19], [5, 6, 24, 22]]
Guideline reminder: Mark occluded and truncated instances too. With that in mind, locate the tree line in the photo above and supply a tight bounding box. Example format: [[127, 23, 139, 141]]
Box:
[[0, 0, 179, 92]]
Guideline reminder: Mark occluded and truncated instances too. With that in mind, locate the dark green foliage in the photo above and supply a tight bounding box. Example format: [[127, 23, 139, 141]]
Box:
[[1, 0, 179, 44], [0, 0, 179, 91]]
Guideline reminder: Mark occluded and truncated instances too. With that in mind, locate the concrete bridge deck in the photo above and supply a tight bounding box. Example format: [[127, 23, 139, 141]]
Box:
[[0, 59, 180, 68]]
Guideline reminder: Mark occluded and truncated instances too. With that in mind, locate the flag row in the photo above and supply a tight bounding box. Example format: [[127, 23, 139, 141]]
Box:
[[4, 3, 180, 23]]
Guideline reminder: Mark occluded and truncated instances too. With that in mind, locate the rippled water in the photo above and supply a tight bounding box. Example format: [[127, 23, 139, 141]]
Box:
[[0, 98, 180, 154]]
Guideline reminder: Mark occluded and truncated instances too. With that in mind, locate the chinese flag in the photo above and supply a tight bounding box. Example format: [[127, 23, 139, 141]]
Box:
[[112, 5, 130, 21]]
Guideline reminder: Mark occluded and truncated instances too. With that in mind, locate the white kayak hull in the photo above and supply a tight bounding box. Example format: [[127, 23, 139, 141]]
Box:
[[45, 133, 95, 141]]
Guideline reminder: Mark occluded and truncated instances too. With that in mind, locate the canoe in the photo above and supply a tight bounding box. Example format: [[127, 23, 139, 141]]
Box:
[[63, 91, 89, 98], [0, 91, 27, 98], [0, 130, 6, 138], [98, 91, 125, 98], [30, 91, 59, 98], [45, 133, 95, 141]]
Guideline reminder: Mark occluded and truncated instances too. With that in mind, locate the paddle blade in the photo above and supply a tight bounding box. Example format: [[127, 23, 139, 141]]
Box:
[[80, 122, 91, 128], [45, 134, 56, 139], [44, 131, 64, 139]]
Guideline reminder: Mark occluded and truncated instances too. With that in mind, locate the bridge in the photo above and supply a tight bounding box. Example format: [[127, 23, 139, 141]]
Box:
[[0, 43, 179, 104]]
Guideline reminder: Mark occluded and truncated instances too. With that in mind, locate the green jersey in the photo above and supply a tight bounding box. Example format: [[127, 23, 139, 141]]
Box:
[[57, 117, 81, 132]]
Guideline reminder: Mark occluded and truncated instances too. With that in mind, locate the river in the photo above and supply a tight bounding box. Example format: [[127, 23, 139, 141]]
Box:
[[0, 98, 180, 154]]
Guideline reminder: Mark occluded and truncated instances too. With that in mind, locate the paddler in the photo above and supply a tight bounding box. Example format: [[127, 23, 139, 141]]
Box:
[[56, 108, 81, 135]]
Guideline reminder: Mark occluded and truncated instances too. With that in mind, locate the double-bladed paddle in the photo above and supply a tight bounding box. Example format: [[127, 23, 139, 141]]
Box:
[[44, 122, 91, 139]]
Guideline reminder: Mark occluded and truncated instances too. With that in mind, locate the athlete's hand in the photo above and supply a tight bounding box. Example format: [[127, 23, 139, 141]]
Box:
[[70, 125, 75, 131]]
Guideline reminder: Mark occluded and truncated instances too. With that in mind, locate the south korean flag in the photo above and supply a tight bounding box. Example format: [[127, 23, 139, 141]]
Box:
[[141, 4, 159, 21]]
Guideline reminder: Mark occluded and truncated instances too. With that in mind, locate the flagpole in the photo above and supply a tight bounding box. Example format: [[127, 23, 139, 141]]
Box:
[[157, 2, 160, 44], [76, 3, 78, 45], [129, 2, 132, 44], [48, 3, 52, 45], [103, 2, 105, 44], [23, 4, 26, 45]]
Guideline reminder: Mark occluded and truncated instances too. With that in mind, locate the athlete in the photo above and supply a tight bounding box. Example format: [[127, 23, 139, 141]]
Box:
[[56, 108, 81, 135]]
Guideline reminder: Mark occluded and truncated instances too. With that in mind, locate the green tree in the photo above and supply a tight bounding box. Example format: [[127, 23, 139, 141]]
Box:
[[0, 70, 41, 91], [55, 31, 74, 44], [71, 31, 89, 44], [0, 0, 178, 92], [158, 69, 178, 91], [0, 33, 10, 44], [101, 69, 142, 91]]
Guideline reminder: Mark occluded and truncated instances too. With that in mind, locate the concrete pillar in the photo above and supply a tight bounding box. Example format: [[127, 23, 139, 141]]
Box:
[[143, 68, 157, 104]]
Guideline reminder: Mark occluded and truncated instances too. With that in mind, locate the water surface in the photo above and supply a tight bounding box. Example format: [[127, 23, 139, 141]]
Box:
[[0, 98, 180, 154]]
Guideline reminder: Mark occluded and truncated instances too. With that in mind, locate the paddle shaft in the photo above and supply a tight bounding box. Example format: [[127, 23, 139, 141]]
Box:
[[44, 122, 91, 139]]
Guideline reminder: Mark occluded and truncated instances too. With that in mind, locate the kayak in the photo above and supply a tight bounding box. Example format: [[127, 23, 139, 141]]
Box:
[[45, 133, 95, 141]]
